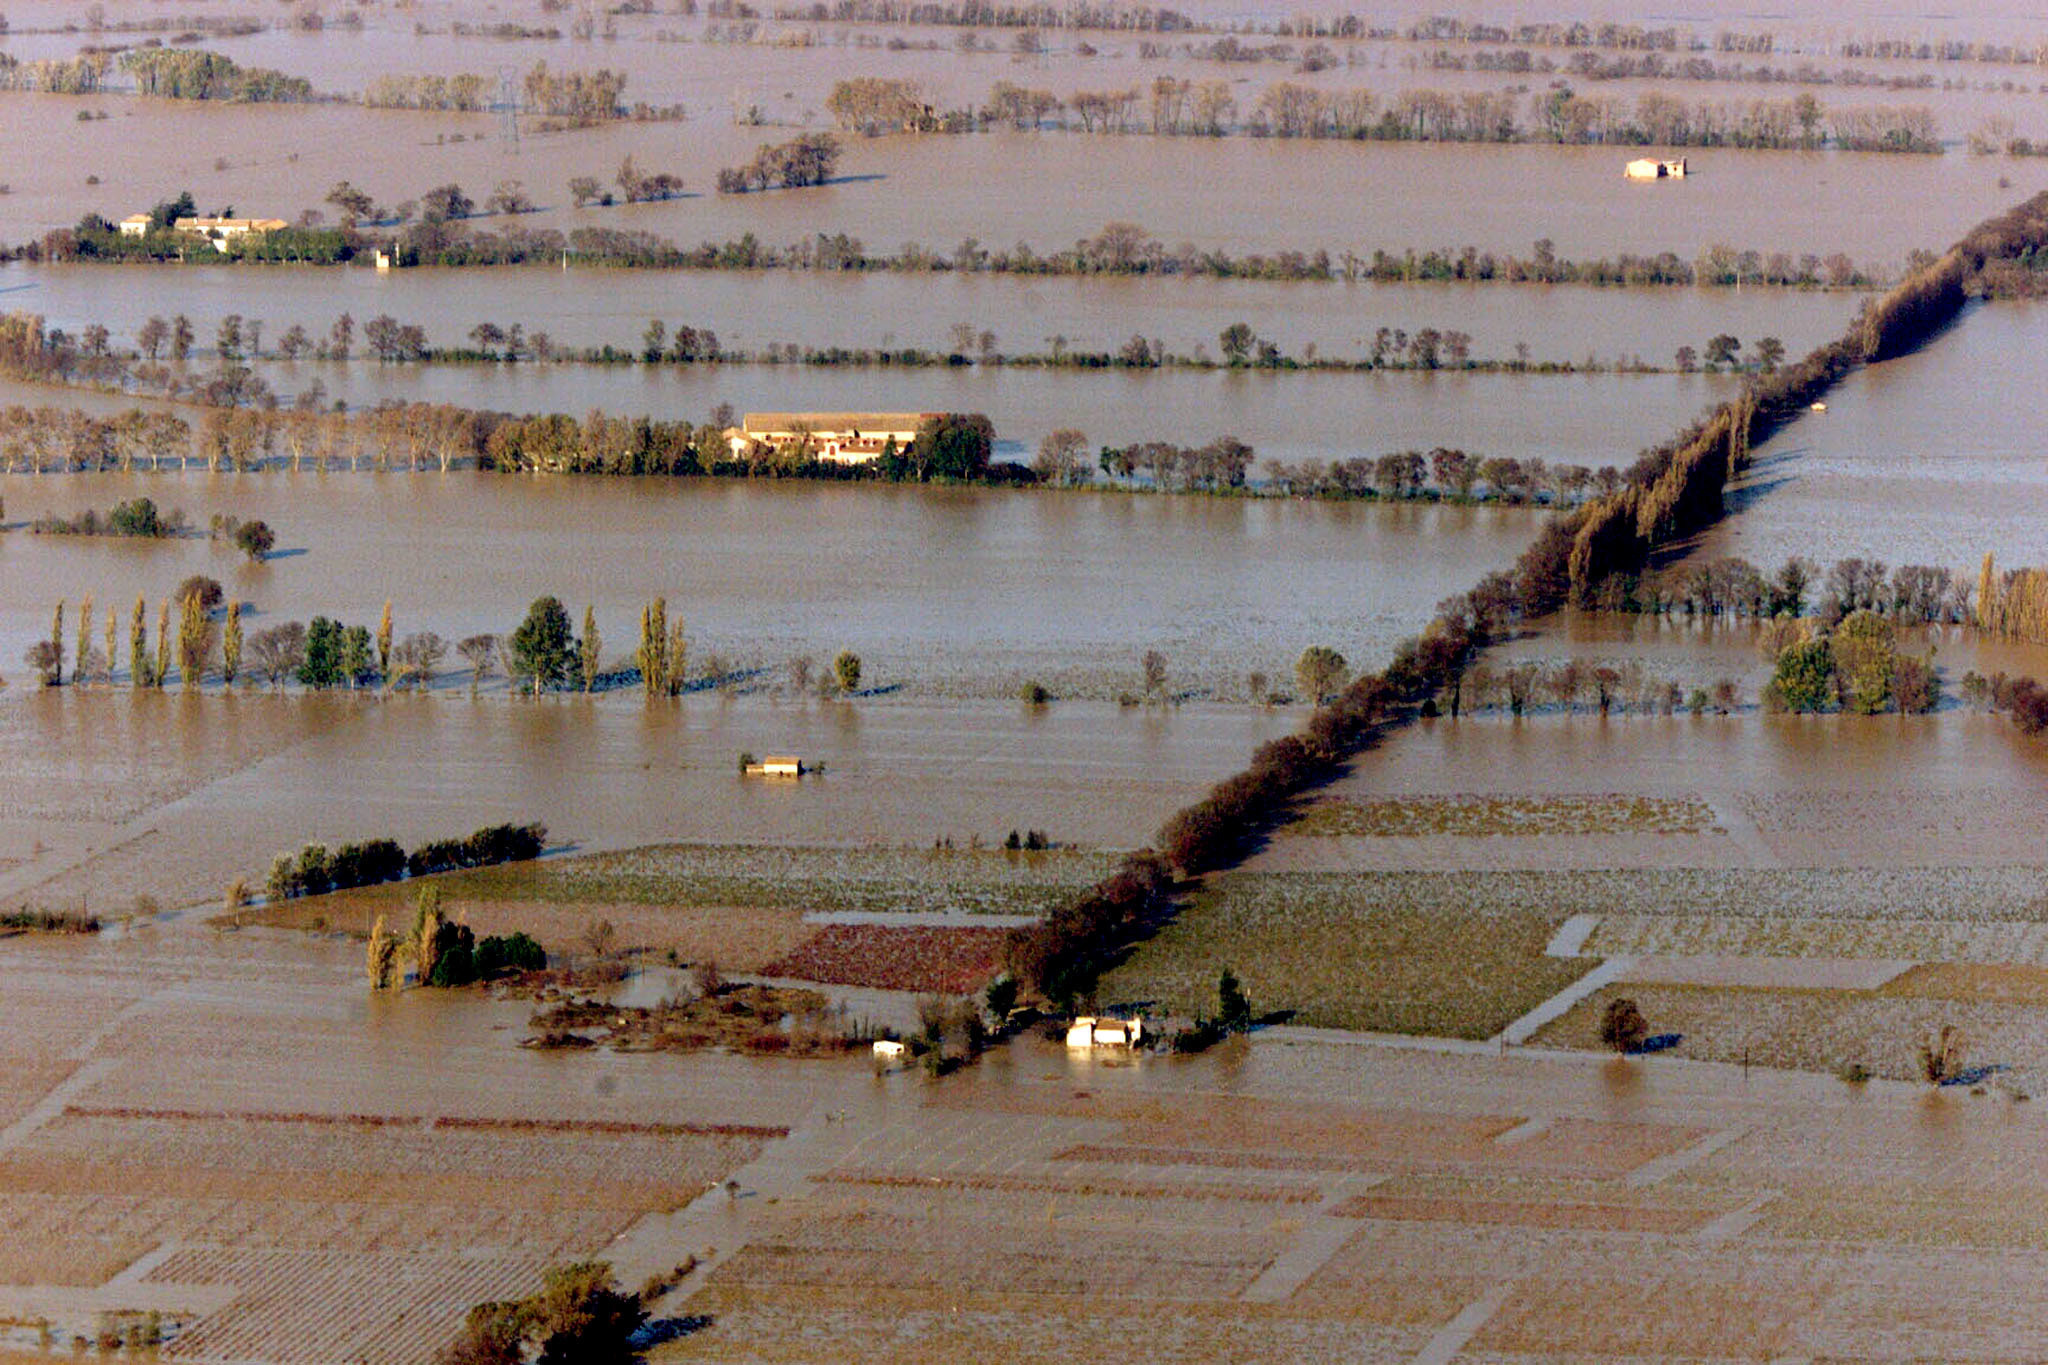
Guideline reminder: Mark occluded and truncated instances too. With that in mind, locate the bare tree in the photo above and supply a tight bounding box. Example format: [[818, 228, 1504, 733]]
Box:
[[247, 622, 307, 689], [457, 633, 498, 696], [1141, 649, 1168, 700], [390, 631, 448, 692]]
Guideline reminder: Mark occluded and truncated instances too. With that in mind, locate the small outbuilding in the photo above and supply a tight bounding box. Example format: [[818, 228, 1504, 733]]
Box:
[[1624, 158, 1688, 180], [1065, 1015, 1145, 1049]]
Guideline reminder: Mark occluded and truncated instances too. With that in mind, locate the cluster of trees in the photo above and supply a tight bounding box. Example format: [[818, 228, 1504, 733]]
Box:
[[1264, 448, 1623, 505], [716, 133, 841, 193], [774, 0, 1195, 30], [0, 51, 111, 92], [369, 885, 548, 992], [825, 75, 935, 133], [1092, 436, 1255, 491], [435, 1261, 644, 1365], [26, 585, 245, 692], [521, 60, 627, 124], [1452, 658, 1742, 718], [268, 822, 546, 903], [28, 496, 185, 538], [1973, 554, 2048, 643], [120, 48, 313, 101], [1424, 43, 1934, 91], [1762, 611, 1937, 714], [586, 157, 685, 206], [1610, 555, 1973, 624], [1973, 672, 2048, 738], [362, 73, 492, 112]]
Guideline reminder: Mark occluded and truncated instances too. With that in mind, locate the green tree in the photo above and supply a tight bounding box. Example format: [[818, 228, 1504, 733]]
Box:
[[1217, 966, 1251, 1033], [1219, 321, 1254, 364], [128, 594, 149, 687], [529, 1262, 645, 1365], [341, 624, 374, 689], [1831, 609, 1896, 714], [510, 596, 577, 695], [221, 601, 242, 684], [637, 598, 669, 696], [177, 590, 212, 688], [75, 594, 93, 684], [233, 519, 275, 561], [376, 598, 394, 680], [1294, 644, 1348, 703], [579, 606, 603, 693], [1704, 333, 1740, 367], [833, 649, 862, 694], [153, 600, 171, 689], [910, 413, 994, 481], [1770, 637, 1834, 713], [300, 616, 344, 688]]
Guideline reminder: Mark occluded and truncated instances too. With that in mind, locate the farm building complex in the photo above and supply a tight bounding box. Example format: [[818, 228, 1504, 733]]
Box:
[[726, 413, 938, 464]]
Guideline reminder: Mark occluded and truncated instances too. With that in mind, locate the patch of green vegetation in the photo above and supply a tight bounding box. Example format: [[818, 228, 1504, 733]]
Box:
[[1105, 871, 1592, 1039]]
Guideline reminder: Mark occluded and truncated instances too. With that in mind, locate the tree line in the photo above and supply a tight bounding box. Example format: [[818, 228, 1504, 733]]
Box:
[[11, 186, 1898, 288], [830, 74, 1943, 152], [17, 591, 877, 707], [120, 48, 313, 102], [265, 822, 545, 903]]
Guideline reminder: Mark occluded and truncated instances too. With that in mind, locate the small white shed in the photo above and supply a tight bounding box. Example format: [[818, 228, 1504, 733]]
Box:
[[1066, 1015, 1144, 1049]]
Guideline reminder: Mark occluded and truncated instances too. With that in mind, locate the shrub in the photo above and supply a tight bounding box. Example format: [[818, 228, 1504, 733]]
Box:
[[427, 920, 478, 986], [1919, 1024, 1966, 1084], [1599, 997, 1649, 1054], [476, 931, 548, 977]]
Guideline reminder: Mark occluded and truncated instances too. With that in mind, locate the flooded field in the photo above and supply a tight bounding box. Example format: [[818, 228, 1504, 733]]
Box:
[[1699, 300, 2048, 569], [0, 262, 1864, 368], [0, 473, 1506, 915], [0, 473, 1541, 696], [0, 687, 1297, 917], [3, 90, 2040, 264]]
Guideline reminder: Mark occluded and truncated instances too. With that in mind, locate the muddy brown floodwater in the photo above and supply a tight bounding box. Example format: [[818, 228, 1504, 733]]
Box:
[[1699, 300, 2048, 569], [0, 473, 1542, 693], [2, 89, 2039, 264]]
